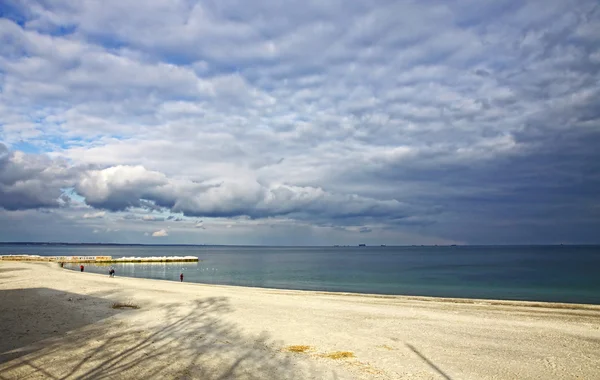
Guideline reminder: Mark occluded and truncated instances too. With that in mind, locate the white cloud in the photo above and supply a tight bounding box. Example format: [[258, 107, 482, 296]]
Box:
[[82, 211, 105, 219], [152, 229, 168, 237]]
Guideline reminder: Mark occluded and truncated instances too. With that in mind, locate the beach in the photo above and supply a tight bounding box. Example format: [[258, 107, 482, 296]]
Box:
[[1, 262, 600, 379]]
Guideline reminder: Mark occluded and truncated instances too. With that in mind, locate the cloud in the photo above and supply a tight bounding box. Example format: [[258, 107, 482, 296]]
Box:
[[142, 215, 165, 222], [0, 145, 429, 226], [74, 165, 169, 211], [71, 164, 432, 222], [82, 211, 105, 219], [0, 143, 78, 210], [0, 0, 599, 244], [151, 229, 168, 237]]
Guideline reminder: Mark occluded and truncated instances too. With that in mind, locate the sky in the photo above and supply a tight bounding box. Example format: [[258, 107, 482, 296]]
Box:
[[0, 0, 599, 245]]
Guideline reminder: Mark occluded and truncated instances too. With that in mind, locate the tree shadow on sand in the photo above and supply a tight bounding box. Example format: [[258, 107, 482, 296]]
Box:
[[0, 295, 345, 380], [0, 288, 123, 365]]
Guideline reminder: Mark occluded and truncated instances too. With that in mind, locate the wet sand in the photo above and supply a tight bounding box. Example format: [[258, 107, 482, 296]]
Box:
[[1, 261, 599, 379]]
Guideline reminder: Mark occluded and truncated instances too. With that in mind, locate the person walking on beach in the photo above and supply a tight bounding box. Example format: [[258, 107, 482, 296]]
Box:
[[180, 273, 184, 282], [80, 265, 84, 272], [109, 267, 115, 277]]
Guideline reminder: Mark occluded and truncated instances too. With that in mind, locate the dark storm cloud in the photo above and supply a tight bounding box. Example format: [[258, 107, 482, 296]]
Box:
[[0, 143, 75, 210], [0, 146, 433, 227], [73, 164, 431, 221]]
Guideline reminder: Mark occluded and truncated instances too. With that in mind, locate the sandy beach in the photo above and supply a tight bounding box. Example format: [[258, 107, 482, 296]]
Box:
[[1, 262, 599, 379]]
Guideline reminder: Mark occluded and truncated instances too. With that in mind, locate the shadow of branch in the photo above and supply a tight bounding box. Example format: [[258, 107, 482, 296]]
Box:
[[406, 343, 453, 380]]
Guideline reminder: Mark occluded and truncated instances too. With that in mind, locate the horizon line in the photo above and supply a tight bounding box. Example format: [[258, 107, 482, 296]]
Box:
[[0, 242, 598, 247]]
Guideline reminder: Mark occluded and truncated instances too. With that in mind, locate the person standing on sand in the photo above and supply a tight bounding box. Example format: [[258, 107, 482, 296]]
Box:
[[180, 273, 184, 282], [80, 265, 84, 272]]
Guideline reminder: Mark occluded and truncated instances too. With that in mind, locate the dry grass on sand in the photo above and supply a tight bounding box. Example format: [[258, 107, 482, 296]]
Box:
[[111, 302, 140, 310], [322, 351, 355, 359], [285, 345, 313, 353]]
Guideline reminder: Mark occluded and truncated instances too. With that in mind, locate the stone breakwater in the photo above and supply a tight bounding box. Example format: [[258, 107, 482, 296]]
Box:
[[0, 255, 199, 263]]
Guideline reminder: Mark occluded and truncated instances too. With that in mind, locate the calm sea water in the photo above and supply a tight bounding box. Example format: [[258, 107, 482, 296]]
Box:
[[2, 245, 599, 304]]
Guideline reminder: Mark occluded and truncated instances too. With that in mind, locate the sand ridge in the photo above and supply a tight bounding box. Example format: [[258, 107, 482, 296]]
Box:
[[1, 261, 600, 379]]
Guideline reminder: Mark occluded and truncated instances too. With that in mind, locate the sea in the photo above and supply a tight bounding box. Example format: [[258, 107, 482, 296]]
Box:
[[1, 244, 599, 304]]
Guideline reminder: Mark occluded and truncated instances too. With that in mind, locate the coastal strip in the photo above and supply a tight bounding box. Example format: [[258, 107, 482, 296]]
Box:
[[1, 261, 600, 379], [0, 254, 199, 263]]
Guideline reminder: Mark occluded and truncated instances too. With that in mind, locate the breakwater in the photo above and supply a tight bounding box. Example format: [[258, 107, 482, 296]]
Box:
[[0, 255, 199, 263]]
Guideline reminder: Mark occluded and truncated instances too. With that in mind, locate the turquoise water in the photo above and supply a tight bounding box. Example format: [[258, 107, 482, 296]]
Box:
[[2, 245, 599, 304]]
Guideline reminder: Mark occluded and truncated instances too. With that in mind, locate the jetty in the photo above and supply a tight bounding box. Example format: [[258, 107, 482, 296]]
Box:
[[0, 255, 199, 263]]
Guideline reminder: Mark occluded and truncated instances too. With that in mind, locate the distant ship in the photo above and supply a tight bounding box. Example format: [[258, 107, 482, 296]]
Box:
[[358, 244, 366, 247], [380, 244, 386, 247]]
